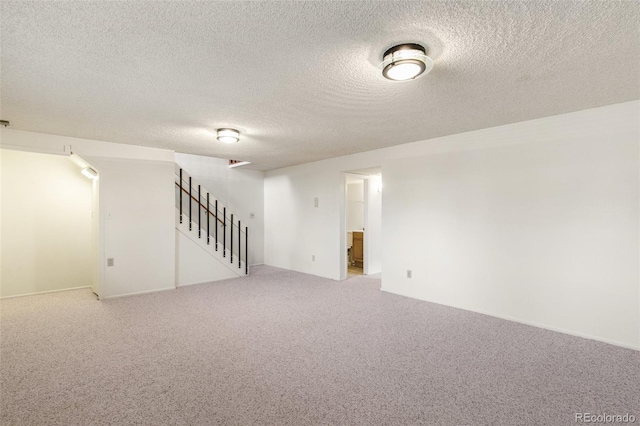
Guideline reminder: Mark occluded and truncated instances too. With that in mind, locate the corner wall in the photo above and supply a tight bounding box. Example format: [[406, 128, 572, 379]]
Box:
[[264, 101, 640, 349]]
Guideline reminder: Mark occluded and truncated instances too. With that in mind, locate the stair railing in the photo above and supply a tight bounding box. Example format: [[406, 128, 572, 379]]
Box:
[[175, 165, 249, 274]]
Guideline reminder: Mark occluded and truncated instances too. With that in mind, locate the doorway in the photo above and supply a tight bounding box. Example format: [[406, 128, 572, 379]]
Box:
[[0, 149, 100, 298], [346, 176, 365, 276], [340, 168, 382, 280]]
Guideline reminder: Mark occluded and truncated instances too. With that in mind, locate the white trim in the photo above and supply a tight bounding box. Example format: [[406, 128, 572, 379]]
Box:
[[339, 173, 348, 280], [381, 287, 640, 351], [176, 276, 247, 288], [81, 156, 175, 165], [1, 128, 175, 162], [1, 286, 91, 300], [0, 143, 68, 156], [177, 280, 217, 288], [101, 287, 175, 300]]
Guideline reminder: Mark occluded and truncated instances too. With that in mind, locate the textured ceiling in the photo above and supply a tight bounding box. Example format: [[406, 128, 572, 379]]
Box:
[[2, 1, 639, 170]]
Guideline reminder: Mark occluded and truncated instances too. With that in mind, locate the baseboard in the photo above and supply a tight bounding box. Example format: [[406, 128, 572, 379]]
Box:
[[177, 280, 214, 288], [177, 275, 244, 288], [380, 287, 640, 351], [1, 286, 91, 299], [101, 287, 175, 300]]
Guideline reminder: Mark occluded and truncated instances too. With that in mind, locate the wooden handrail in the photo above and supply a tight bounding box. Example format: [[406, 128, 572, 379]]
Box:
[[175, 181, 226, 226]]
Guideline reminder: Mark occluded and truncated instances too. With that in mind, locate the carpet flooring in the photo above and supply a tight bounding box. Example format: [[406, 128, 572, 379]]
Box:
[[1, 266, 638, 425]]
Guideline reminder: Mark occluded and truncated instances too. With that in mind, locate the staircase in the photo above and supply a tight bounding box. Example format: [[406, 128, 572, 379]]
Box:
[[174, 164, 248, 286]]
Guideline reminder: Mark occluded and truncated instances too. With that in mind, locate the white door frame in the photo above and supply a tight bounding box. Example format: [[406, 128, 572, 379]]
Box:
[[340, 173, 370, 279]]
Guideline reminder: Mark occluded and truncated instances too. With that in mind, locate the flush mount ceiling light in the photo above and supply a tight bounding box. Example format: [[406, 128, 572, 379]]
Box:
[[380, 43, 433, 81], [217, 128, 240, 144]]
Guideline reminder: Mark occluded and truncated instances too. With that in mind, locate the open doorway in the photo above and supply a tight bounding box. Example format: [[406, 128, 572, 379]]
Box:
[[341, 168, 382, 280], [346, 176, 365, 276], [0, 149, 100, 299]]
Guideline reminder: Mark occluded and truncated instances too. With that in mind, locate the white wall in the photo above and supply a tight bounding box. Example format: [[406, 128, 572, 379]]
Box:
[[364, 175, 382, 276], [383, 129, 638, 348], [174, 153, 264, 265], [89, 157, 175, 298], [175, 230, 239, 286], [266, 167, 344, 278], [346, 181, 364, 231], [1, 129, 176, 299], [1, 149, 92, 297], [90, 173, 100, 295], [265, 101, 640, 349]]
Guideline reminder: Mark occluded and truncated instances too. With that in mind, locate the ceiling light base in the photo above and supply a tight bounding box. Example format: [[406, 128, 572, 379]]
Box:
[[380, 43, 433, 81], [217, 128, 240, 144]]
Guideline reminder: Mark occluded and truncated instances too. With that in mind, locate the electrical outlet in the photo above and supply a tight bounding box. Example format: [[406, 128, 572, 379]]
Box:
[[407, 270, 412, 278], [312, 255, 315, 261], [250, 213, 255, 219], [107, 258, 114, 267], [314, 197, 319, 208]]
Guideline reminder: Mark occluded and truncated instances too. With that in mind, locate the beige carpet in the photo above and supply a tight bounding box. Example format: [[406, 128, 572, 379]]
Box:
[[1, 266, 638, 425]]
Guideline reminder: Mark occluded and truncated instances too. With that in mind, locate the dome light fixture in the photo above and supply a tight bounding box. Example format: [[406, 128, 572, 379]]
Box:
[[381, 43, 433, 81], [217, 128, 240, 144]]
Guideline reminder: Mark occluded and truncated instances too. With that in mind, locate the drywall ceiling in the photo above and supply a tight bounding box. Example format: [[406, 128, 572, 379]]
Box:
[[2, 1, 639, 171]]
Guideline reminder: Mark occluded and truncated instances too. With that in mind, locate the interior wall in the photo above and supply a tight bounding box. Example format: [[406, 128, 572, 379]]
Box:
[[266, 167, 343, 278], [1, 129, 176, 299], [90, 175, 100, 295], [0, 149, 92, 297], [264, 101, 640, 349], [365, 175, 382, 275], [383, 130, 638, 349], [175, 230, 239, 286], [89, 157, 176, 298], [346, 181, 364, 231], [174, 153, 264, 265]]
